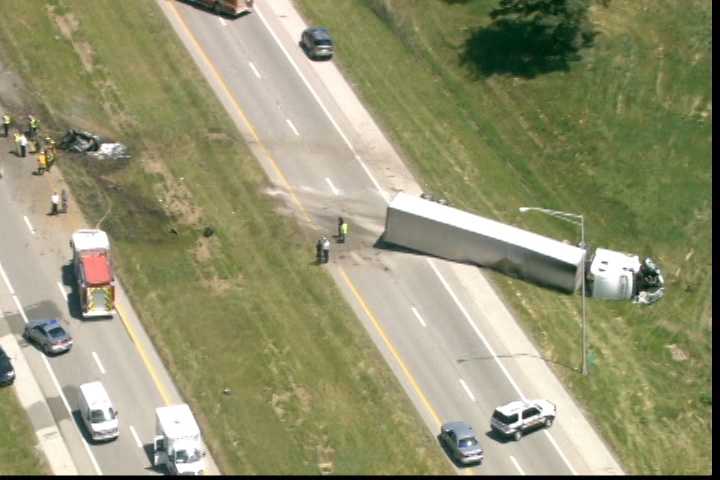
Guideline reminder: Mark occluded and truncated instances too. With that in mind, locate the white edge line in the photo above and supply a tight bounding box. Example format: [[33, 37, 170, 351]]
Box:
[[10, 287, 103, 474], [426, 258, 578, 475], [286, 118, 300, 136], [254, 7, 387, 200], [458, 378, 476, 402], [23, 215, 35, 235], [91, 351, 106, 375], [410, 306, 427, 327], [57, 281, 67, 300], [12, 295, 29, 324], [0, 261, 16, 295], [510, 455, 526, 475], [41, 353, 103, 475], [248, 61, 261, 79], [129, 425, 143, 449], [324, 177, 339, 196]]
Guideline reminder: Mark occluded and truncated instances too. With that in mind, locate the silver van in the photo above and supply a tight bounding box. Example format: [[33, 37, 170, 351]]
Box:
[[78, 381, 119, 441]]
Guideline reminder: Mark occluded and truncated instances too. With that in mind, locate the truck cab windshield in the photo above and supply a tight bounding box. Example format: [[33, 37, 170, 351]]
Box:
[[174, 448, 202, 464]]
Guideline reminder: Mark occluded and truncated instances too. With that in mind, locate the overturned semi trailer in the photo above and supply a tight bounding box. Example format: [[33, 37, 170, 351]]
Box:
[[383, 193, 586, 293]]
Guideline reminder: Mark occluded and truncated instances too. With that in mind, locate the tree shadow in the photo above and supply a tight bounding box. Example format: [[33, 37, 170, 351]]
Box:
[[461, 18, 594, 79]]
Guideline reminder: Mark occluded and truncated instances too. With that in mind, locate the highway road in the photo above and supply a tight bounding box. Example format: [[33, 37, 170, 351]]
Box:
[[157, 0, 601, 475], [0, 130, 220, 473]]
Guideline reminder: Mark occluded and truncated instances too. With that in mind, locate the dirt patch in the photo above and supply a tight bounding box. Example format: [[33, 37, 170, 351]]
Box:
[[144, 154, 203, 226], [48, 8, 95, 73], [665, 344, 689, 362]]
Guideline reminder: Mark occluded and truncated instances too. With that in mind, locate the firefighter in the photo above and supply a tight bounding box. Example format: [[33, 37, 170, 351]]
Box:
[[28, 115, 39, 139], [36, 150, 48, 175], [2, 113, 10, 137]]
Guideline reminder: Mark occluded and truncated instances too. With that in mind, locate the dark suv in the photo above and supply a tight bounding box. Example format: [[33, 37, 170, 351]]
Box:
[[0, 346, 16, 386], [300, 27, 334, 60]]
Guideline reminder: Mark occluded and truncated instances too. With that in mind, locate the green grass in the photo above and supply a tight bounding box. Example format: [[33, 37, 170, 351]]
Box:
[[0, 0, 450, 475], [295, 0, 711, 474], [0, 388, 48, 475]]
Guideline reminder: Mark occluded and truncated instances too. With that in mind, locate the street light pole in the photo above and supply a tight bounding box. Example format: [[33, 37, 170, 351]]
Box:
[[519, 207, 588, 376]]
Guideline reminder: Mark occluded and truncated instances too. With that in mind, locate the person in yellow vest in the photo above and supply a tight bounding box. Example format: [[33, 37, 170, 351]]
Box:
[[14, 132, 21, 154], [2, 114, 10, 137], [46, 148, 56, 172], [28, 115, 39, 139], [36, 150, 47, 175]]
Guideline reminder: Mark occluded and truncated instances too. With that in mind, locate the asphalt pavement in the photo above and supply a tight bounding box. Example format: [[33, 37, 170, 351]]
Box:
[[158, 0, 623, 475]]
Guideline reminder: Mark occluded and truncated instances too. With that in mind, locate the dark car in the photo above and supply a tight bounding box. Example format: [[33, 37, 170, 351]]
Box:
[[300, 27, 334, 60], [439, 421, 484, 466], [23, 319, 73, 355], [0, 346, 15, 386]]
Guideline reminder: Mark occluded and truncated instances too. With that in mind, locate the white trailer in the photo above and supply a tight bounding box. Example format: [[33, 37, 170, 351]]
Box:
[[383, 193, 586, 293], [154, 404, 207, 475]]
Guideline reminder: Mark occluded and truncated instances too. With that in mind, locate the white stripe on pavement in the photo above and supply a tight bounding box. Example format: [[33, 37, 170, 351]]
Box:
[[286, 118, 300, 136], [324, 177, 339, 196], [57, 281, 67, 300], [254, 6, 387, 200], [0, 262, 15, 295], [23, 215, 35, 235], [459, 378, 475, 402], [427, 258, 577, 475], [91, 352, 106, 375], [510, 455, 526, 475], [410, 306, 427, 327], [248, 61, 261, 79], [129, 425, 143, 449]]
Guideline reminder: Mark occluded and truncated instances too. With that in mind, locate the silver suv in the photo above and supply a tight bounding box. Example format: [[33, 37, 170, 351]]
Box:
[[300, 27, 334, 60], [490, 399, 556, 441]]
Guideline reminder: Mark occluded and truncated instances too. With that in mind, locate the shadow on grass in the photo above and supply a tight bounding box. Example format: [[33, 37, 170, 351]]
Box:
[[459, 18, 595, 79]]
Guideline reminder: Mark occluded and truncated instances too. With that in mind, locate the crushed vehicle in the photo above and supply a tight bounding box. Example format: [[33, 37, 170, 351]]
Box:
[[23, 319, 73, 355], [490, 399, 556, 441]]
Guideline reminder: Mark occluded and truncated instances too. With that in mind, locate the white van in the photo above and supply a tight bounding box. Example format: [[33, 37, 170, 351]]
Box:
[[78, 381, 119, 441]]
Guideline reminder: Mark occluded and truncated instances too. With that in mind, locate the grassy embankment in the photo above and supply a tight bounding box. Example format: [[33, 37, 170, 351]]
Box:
[[0, 387, 48, 474], [0, 0, 451, 475], [296, 0, 712, 474]]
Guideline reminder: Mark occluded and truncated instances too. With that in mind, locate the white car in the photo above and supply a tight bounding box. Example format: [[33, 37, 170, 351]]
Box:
[[490, 399, 556, 441]]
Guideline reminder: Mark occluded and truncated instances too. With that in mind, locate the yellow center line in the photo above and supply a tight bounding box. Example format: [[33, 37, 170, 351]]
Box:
[[168, 0, 312, 225], [163, 0, 443, 435], [116, 304, 172, 406], [338, 267, 441, 428]]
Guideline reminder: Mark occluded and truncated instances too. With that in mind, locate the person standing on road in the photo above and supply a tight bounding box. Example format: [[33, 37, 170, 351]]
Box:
[[36, 150, 47, 175], [28, 115, 39, 139], [19, 133, 28, 157], [321, 236, 331, 263], [338, 217, 348, 243], [50, 192, 60, 215], [61, 189, 68, 213], [2, 114, 11, 137]]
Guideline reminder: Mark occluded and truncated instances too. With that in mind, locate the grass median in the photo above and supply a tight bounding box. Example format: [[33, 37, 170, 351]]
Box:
[[0, 0, 451, 474], [295, 0, 711, 474], [0, 387, 48, 475]]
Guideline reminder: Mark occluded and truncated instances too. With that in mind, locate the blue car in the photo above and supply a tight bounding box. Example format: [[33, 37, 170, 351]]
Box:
[[23, 319, 73, 355], [0, 347, 15, 386]]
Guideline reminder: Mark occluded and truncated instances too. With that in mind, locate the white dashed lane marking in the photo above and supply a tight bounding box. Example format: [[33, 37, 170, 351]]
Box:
[[410, 307, 427, 327], [459, 378, 476, 402], [92, 352, 106, 375], [325, 178, 339, 196], [248, 61, 261, 79], [286, 118, 299, 136]]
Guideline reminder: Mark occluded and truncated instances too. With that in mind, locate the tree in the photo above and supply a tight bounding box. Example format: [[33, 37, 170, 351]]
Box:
[[490, 0, 597, 54]]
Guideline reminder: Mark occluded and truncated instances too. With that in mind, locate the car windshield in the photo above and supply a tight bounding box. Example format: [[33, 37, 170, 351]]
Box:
[[175, 448, 202, 464], [314, 38, 333, 46], [459, 436, 478, 448], [492, 410, 518, 424], [47, 327, 66, 339], [90, 408, 115, 423]]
